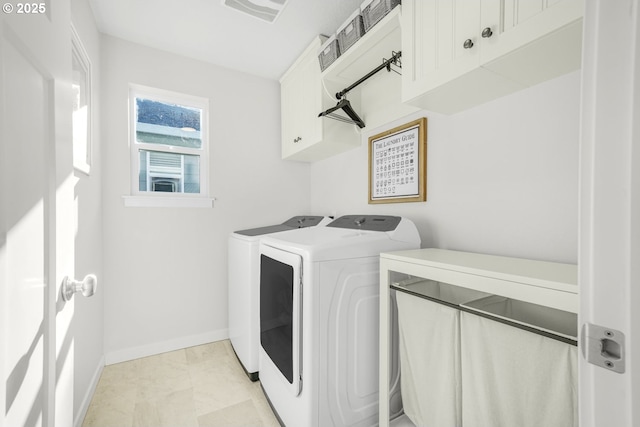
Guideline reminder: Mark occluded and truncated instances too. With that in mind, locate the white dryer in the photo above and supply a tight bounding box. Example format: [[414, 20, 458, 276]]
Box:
[[258, 215, 421, 427], [228, 216, 331, 381]]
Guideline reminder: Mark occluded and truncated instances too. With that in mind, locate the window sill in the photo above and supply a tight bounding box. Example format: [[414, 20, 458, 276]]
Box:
[[122, 195, 215, 208]]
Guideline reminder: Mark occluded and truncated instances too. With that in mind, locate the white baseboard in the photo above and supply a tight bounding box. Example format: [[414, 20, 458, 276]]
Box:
[[74, 355, 105, 427], [104, 329, 228, 365]]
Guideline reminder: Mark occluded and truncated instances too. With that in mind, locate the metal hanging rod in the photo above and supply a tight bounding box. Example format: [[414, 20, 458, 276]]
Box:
[[318, 50, 402, 129], [335, 50, 402, 100]]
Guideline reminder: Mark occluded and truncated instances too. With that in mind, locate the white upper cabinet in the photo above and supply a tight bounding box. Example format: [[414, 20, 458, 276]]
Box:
[[280, 37, 324, 160], [280, 36, 360, 162], [280, 39, 323, 160], [280, 1, 583, 160], [402, 0, 583, 113], [480, 0, 584, 84]]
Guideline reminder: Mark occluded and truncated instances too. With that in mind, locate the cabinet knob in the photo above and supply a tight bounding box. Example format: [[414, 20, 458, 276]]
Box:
[[294, 136, 302, 143], [482, 27, 493, 38], [463, 39, 474, 49]]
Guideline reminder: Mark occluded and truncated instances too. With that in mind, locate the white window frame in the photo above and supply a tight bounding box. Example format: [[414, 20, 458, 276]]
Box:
[[71, 24, 92, 175], [125, 84, 213, 208]]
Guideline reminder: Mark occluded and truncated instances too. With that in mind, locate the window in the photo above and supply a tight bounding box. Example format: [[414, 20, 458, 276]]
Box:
[[72, 24, 92, 174], [128, 85, 211, 207]]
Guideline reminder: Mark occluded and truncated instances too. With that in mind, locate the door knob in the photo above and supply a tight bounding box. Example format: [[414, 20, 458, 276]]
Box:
[[61, 274, 97, 301], [463, 39, 474, 49]]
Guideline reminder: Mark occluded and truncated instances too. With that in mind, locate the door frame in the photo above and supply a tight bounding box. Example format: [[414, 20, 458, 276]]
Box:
[[578, 1, 640, 426]]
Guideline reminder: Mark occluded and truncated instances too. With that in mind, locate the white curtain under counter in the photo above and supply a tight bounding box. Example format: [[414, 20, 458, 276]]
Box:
[[378, 248, 578, 427]]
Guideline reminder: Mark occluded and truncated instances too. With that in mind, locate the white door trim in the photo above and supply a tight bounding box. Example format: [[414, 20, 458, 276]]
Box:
[[579, 1, 640, 426]]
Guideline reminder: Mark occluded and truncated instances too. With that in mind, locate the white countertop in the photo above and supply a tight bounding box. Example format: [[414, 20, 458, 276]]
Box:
[[381, 248, 578, 313]]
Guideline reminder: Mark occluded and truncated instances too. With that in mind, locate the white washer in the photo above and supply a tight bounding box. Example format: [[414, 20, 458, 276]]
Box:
[[228, 216, 331, 380], [258, 215, 421, 427]]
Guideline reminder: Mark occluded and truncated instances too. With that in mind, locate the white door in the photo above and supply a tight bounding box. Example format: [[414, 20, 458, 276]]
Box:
[[579, 1, 639, 426], [1, 2, 75, 426]]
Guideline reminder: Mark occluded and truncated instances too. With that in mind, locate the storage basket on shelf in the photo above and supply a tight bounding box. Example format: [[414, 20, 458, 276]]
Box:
[[317, 34, 340, 71], [361, 0, 401, 32], [337, 9, 366, 54]]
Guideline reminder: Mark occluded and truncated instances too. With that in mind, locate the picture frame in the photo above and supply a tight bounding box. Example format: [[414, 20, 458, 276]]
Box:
[[71, 24, 92, 175], [368, 117, 427, 204]]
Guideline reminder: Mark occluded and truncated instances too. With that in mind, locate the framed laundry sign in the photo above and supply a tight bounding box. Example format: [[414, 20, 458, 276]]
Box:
[[369, 118, 427, 204]]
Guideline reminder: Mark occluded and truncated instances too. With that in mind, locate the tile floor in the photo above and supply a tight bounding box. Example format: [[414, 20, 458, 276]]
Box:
[[82, 340, 280, 427]]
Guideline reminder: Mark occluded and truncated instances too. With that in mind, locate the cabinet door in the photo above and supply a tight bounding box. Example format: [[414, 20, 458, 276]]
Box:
[[280, 69, 302, 158], [480, 0, 583, 71], [402, 0, 480, 99], [281, 39, 323, 159]]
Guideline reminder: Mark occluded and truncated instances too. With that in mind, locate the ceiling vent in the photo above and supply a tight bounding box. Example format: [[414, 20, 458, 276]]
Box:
[[222, 0, 290, 23]]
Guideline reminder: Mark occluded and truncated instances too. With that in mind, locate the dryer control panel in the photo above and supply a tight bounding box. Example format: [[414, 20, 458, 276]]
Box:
[[327, 215, 401, 232]]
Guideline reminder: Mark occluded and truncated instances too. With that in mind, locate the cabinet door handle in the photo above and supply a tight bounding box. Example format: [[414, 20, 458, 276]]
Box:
[[463, 39, 474, 49], [294, 136, 302, 143], [482, 27, 493, 38]]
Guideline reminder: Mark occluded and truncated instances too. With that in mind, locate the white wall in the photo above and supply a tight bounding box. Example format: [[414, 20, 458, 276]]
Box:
[[98, 16, 579, 366], [311, 70, 581, 264], [101, 36, 312, 363], [70, 0, 104, 424]]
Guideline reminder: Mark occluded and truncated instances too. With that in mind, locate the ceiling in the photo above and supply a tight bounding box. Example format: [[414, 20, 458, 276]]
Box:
[[88, 0, 364, 80]]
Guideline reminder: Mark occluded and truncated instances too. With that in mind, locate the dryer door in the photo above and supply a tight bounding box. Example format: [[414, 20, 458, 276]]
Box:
[[260, 245, 303, 396]]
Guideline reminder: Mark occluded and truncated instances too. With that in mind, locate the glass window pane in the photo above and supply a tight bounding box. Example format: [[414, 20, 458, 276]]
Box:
[[138, 149, 200, 194], [135, 98, 202, 149], [72, 39, 91, 172]]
